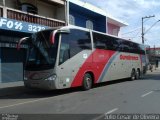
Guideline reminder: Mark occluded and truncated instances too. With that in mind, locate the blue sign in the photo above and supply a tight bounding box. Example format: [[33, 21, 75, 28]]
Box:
[[0, 17, 49, 33]]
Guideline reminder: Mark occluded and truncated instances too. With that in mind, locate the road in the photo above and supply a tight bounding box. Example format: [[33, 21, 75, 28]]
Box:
[[0, 69, 160, 119]]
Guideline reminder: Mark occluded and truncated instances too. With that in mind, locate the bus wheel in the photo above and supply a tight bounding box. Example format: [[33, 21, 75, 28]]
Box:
[[131, 69, 136, 80], [136, 69, 140, 79], [82, 73, 92, 90]]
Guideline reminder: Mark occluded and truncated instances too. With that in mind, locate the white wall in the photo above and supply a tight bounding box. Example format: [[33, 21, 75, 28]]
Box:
[[37, 1, 65, 20], [37, 1, 56, 18], [55, 6, 65, 21], [5, 0, 16, 8]]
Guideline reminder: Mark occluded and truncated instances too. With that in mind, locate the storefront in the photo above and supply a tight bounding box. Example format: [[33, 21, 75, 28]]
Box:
[[0, 17, 49, 83]]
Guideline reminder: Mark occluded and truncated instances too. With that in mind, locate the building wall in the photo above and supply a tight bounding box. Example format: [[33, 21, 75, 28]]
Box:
[[56, 6, 65, 21], [37, 1, 56, 18], [148, 48, 160, 56], [69, 2, 106, 33], [147, 48, 160, 68], [107, 22, 120, 36], [4, 0, 17, 8]]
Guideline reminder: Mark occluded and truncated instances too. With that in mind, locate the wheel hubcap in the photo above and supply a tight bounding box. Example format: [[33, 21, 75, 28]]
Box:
[[86, 77, 91, 88], [131, 71, 135, 80]]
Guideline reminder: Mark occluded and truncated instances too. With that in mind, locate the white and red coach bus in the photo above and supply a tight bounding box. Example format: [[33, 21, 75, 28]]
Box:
[[18, 26, 147, 90]]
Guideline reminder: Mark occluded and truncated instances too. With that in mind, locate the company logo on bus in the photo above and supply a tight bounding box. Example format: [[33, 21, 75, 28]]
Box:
[[120, 54, 138, 60]]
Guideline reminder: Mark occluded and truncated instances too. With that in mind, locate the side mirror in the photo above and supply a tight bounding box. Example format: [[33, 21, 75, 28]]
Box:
[[50, 30, 58, 44], [50, 29, 70, 44], [17, 37, 29, 50]]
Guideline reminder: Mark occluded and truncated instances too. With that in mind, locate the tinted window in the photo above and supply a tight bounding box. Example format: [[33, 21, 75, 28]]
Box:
[[120, 40, 131, 52], [93, 32, 108, 49], [93, 32, 118, 50], [59, 29, 91, 64], [93, 32, 145, 54], [26, 30, 59, 71]]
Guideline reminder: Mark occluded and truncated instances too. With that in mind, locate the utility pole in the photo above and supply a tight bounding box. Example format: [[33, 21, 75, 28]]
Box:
[[142, 15, 155, 44]]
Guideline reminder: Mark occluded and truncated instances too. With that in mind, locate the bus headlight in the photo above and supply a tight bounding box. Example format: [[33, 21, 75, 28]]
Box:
[[45, 75, 57, 81]]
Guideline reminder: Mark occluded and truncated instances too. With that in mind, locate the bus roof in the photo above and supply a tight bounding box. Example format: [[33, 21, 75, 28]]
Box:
[[43, 25, 144, 46]]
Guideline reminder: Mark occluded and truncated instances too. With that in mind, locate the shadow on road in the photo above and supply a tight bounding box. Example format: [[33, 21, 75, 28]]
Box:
[[0, 70, 159, 100], [0, 78, 132, 100], [0, 87, 81, 99], [139, 70, 160, 81]]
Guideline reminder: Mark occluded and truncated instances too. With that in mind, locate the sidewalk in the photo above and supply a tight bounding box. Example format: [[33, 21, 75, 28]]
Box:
[[0, 81, 30, 97], [147, 67, 160, 73]]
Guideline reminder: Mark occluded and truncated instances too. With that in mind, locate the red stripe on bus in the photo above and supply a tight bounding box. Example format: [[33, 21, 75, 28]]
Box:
[[71, 49, 116, 87]]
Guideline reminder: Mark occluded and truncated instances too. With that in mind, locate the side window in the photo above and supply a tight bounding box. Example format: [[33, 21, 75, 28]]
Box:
[[93, 32, 108, 49], [59, 29, 91, 65], [59, 34, 70, 65], [93, 32, 118, 51], [69, 15, 75, 25], [120, 41, 130, 52], [130, 42, 140, 54], [69, 29, 91, 57], [116, 39, 123, 51], [86, 20, 93, 30], [109, 37, 119, 50]]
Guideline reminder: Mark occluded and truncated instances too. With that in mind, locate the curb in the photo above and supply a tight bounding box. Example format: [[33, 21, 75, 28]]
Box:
[[0, 86, 29, 97], [0, 81, 27, 97]]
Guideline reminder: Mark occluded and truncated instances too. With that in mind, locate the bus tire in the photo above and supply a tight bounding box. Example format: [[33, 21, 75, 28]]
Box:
[[131, 69, 136, 80], [136, 69, 140, 79], [82, 73, 92, 90]]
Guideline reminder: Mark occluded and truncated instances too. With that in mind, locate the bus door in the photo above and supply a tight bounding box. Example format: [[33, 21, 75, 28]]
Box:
[[57, 40, 72, 89]]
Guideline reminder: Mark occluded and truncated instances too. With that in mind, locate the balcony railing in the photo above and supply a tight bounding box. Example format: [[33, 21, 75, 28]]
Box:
[[0, 6, 65, 27]]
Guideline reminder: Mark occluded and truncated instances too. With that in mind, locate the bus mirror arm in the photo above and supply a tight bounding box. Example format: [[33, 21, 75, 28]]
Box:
[[50, 29, 70, 44], [17, 37, 29, 50], [50, 30, 57, 44]]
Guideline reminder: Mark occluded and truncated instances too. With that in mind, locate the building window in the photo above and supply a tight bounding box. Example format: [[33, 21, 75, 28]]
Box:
[[69, 15, 75, 25], [112, 29, 118, 36], [86, 20, 93, 30], [21, 3, 38, 14]]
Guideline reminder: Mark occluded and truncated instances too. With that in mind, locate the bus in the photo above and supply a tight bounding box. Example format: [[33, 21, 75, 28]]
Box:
[[18, 26, 147, 90]]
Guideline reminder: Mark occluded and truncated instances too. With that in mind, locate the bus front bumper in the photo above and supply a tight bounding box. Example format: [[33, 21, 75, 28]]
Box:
[[24, 80, 57, 90]]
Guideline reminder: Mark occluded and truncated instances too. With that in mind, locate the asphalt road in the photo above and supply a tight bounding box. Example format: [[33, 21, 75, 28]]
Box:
[[0, 69, 160, 120]]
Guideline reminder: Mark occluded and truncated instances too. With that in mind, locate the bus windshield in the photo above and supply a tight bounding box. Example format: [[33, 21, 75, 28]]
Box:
[[26, 30, 59, 71]]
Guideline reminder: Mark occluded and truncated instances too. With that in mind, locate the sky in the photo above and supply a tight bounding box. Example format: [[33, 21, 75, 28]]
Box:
[[82, 0, 160, 47]]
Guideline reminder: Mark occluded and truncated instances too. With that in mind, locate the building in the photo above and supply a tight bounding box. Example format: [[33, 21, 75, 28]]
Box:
[[147, 47, 160, 68], [67, 0, 128, 36], [0, 0, 66, 83], [107, 14, 128, 36], [0, 0, 127, 83]]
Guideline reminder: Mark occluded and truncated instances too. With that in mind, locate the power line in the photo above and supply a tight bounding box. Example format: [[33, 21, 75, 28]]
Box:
[[121, 27, 141, 35], [144, 20, 160, 34]]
